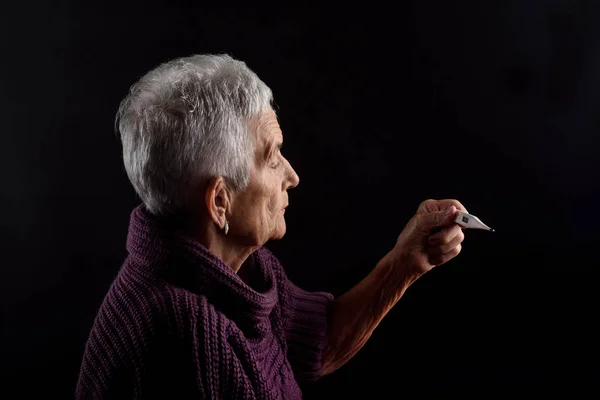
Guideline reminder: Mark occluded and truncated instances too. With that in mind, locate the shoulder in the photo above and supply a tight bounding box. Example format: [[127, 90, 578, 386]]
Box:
[[79, 265, 238, 398], [98, 265, 233, 339]]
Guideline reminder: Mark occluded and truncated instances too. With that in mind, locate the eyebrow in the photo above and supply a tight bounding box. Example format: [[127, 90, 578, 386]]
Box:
[[265, 140, 283, 160]]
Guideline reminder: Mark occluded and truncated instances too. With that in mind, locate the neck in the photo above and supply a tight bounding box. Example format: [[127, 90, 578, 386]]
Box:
[[183, 216, 257, 273], [203, 232, 257, 273]]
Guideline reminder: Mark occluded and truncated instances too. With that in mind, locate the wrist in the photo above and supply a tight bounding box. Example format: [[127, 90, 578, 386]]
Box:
[[380, 250, 424, 288]]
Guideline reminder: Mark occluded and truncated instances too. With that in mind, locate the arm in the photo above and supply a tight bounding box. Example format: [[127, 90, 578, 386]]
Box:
[[321, 200, 467, 375], [321, 251, 420, 375]]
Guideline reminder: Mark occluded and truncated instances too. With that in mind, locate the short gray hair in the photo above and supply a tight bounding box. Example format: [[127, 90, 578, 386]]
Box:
[[116, 54, 273, 216]]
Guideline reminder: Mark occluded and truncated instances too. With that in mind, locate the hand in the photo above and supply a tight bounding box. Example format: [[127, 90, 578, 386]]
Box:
[[390, 199, 468, 275]]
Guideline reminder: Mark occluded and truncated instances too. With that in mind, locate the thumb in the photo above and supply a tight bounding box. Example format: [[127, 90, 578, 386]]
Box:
[[420, 205, 456, 229]]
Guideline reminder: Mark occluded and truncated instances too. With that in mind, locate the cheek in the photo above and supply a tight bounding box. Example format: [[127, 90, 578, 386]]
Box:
[[267, 195, 283, 230], [252, 192, 278, 231], [268, 197, 280, 219]]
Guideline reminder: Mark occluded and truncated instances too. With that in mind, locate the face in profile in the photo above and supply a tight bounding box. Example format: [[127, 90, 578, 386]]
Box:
[[229, 109, 300, 246]]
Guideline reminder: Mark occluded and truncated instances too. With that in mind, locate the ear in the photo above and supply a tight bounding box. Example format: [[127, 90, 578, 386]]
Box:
[[205, 176, 230, 229]]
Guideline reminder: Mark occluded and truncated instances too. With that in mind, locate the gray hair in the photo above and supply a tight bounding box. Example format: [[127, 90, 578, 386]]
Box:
[[116, 54, 273, 216]]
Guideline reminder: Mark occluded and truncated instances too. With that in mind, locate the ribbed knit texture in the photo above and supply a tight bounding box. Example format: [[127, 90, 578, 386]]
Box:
[[76, 205, 333, 399]]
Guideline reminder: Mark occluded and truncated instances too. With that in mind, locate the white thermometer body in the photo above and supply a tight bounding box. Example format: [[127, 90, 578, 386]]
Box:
[[455, 211, 494, 232]]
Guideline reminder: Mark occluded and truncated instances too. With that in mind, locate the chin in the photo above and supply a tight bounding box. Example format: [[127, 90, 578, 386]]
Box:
[[271, 222, 287, 241]]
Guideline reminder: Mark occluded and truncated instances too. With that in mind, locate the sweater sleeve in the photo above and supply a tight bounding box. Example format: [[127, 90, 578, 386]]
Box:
[[282, 277, 334, 382]]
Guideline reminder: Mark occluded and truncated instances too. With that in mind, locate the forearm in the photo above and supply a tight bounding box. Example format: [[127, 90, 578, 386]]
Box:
[[321, 251, 423, 375]]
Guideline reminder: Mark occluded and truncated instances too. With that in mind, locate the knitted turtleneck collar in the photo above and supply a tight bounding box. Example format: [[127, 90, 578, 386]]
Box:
[[125, 204, 278, 333]]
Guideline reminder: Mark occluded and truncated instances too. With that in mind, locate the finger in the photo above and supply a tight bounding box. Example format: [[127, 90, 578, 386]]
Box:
[[417, 205, 456, 230], [425, 236, 463, 256], [428, 224, 463, 246], [440, 207, 461, 228], [418, 199, 469, 214], [426, 230, 464, 256], [428, 243, 462, 266], [436, 199, 469, 213]]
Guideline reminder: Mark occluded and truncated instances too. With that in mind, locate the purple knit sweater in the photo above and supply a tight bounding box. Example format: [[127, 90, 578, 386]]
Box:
[[76, 205, 333, 399]]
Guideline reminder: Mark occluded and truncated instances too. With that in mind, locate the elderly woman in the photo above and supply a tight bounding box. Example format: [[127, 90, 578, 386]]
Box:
[[76, 54, 468, 399]]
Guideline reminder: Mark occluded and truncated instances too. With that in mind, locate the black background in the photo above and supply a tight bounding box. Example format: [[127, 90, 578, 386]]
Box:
[[2, 1, 599, 397]]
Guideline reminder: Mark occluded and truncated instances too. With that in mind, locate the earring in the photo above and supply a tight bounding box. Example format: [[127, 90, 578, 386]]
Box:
[[224, 219, 229, 235]]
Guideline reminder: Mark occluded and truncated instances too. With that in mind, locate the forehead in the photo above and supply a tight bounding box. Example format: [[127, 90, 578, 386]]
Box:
[[253, 109, 282, 147]]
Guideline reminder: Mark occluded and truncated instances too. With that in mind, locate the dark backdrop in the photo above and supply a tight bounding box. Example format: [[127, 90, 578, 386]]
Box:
[[2, 0, 599, 397]]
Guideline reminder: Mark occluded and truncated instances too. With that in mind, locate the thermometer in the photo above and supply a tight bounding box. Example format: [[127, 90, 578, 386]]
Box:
[[455, 211, 494, 232]]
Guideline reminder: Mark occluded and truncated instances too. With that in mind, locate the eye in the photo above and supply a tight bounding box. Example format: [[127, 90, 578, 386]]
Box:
[[271, 151, 284, 168], [270, 158, 281, 169]]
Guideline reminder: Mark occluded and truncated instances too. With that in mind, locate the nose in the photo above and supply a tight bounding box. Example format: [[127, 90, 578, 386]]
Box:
[[286, 159, 300, 190]]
